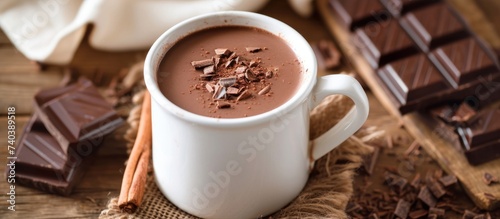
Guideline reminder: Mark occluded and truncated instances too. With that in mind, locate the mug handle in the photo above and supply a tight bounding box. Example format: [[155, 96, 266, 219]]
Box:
[[310, 74, 369, 160]]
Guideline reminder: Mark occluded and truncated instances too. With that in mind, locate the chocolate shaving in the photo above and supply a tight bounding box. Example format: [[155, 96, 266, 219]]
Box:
[[245, 69, 259, 82], [218, 77, 237, 87], [203, 65, 215, 74], [214, 48, 231, 57], [216, 101, 231, 109], [246, 47, 262, 53], [235, 66, 247, 74], [258, 85, 271, 95], [236, 90, 251, 101], [191, 59, 214, 68], [205, 83, 214, 93], [200, 74, 214, 81], [408, 209, 428, 218], [226, 87, 240, 95]]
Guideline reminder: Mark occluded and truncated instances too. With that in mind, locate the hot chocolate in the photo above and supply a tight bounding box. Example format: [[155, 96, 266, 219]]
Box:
[[157, 26, 302, 118]]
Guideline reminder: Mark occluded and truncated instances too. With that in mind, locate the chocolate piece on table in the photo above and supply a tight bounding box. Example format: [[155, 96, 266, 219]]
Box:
[[429, 207, 446, 218], [354, 19, 418, 68], [329, 0, 390, 31], [394, 199, 411, 219], [34, 78, 123, 153], [311, 40, 341, 70], [377, 53, 449, 105], [439, 175, 457, 187], [400, 3, 469, 52], [13, 114, 100, 196], [430, 104, 456, 124], [456, 106, 500, 149], [418, 186, 437, 207], [451, 102, 477, 125], [428, 180, 446, 199], [381, 0, 441, 16], [429, 37, 500, 88]]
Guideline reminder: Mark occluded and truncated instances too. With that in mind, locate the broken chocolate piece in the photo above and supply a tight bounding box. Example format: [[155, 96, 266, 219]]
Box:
[[235, 66, 247, 74], [34, 78, 123, 153], [214, 48, 232, 57], [205, 83, 215, 93], [191, 59, 214, 68], [439, 175, 457, 187], [226, 87, 240, 95], [418, 186, 437, 207], [245, 69, 260, 82], [428, 181, 446, 199], [203, 65, 215, 74], [409, 209, 428, 218], [236, 90, 251, 101], [394, 199, 411, 219], [245, 47, 262, 53], [218, 77, 237, 87], [429, 207, 445, 218], [451, 102, 477, 125], [362, 146, 380, 175]]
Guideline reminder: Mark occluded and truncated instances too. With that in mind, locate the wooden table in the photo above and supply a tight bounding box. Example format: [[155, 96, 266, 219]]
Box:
[[0, 1, 499, 218]]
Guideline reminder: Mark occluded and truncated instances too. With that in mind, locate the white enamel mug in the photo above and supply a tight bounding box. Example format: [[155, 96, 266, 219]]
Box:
[[144, 11, 369, 219]]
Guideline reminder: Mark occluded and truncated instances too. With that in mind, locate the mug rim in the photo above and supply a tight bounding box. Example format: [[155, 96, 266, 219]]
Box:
[[144, 11, 317, 127]]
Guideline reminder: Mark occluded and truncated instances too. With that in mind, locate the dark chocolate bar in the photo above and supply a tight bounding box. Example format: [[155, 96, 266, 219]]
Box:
[[400, 3, 469, 52], [14, 114, 101, 195], [34, 78, 123, 153], [354, 19, 418, 68], [457, 106, 500, 149], [429, 37, 499, 87], [381, 0, 441, 16], [329, 0, 390, 31]]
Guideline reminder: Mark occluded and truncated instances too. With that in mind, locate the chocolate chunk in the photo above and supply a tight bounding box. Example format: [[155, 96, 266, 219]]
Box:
[[203, 65, 215, 74], [484, 193, 496, 201], [457, 106, 500, 149], [245, 47, 262, 53], [14, 114, 102, 195], [409, 209, 428, 218], [429, 207, 445, 218], [214, 48, 231, 57], [329, 0, 390, 30], [200, 74, 214, 81], [377, 53, 449, 105], [215, 87, 227, 100], [216, 101, 231, 109], [381, 0, 441, 16], [428, 181, 446, 199], [34, 78, 123, 153], [235, 66, 247, 74], [226, 87, 240, 95], [429, 38, 499, 87], [451, 102, 477, 125], [418, 186, 437, 207], [258, 85, 271, 95], [245, 69, 260, 82], [430, 104, 456, 124], [483, 172, 499, 185], [312, 40, 341, 70], [355, 19, 418, 68], [224, 59, 235, 68], [394, 199, 411, 219], [205, 83, 215, 93], [249, 60, 258, 67], [362, 146, 380, 175], [439, 175, 457, 187], [400, 3, 469, 52], [461, 139, 500, 166], [463, 210, 478, 219], [191, 59, 214, 68]]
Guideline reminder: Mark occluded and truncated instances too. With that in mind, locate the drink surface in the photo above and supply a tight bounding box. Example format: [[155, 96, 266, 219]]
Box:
[[157, 26, 302, 118]]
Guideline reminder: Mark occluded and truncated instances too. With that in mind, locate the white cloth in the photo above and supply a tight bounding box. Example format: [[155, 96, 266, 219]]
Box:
[[0, 0, 289, 64]]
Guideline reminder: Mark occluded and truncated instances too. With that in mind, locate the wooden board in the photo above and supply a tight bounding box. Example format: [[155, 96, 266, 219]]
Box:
[[317, 0, 500, 210]]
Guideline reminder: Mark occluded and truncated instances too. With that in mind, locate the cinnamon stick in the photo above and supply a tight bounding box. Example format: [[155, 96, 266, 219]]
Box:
[[118, 91, 152, 213]]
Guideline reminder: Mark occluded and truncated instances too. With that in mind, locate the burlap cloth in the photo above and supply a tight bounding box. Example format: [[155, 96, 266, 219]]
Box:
[[99, 67, 379, 218]]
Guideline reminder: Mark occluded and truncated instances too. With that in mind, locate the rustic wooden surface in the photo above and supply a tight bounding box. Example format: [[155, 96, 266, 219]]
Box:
[[317, 0, 500, 211]]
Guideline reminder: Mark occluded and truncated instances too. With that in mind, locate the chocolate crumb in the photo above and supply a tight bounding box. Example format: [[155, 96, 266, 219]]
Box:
[[235, 66, 247, 74], [451, 102, 477, 125], [191, 59, 214, 68], [428, 181, 446, 199], [200, 74, 214, 81], [224, 59, 235, 68], [483, 172, 498, 185], [265, 70, 273, 78], [258, 85, 271, 95], [246, 47, 262, 53], [245, 69, 260, 82]]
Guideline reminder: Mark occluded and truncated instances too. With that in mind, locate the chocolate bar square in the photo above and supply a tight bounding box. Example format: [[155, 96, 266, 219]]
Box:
[[34, 78, 123, 153], [381, 0, 441, 16], [400, 3, 469, 52], [329, 0, 390, 30]]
